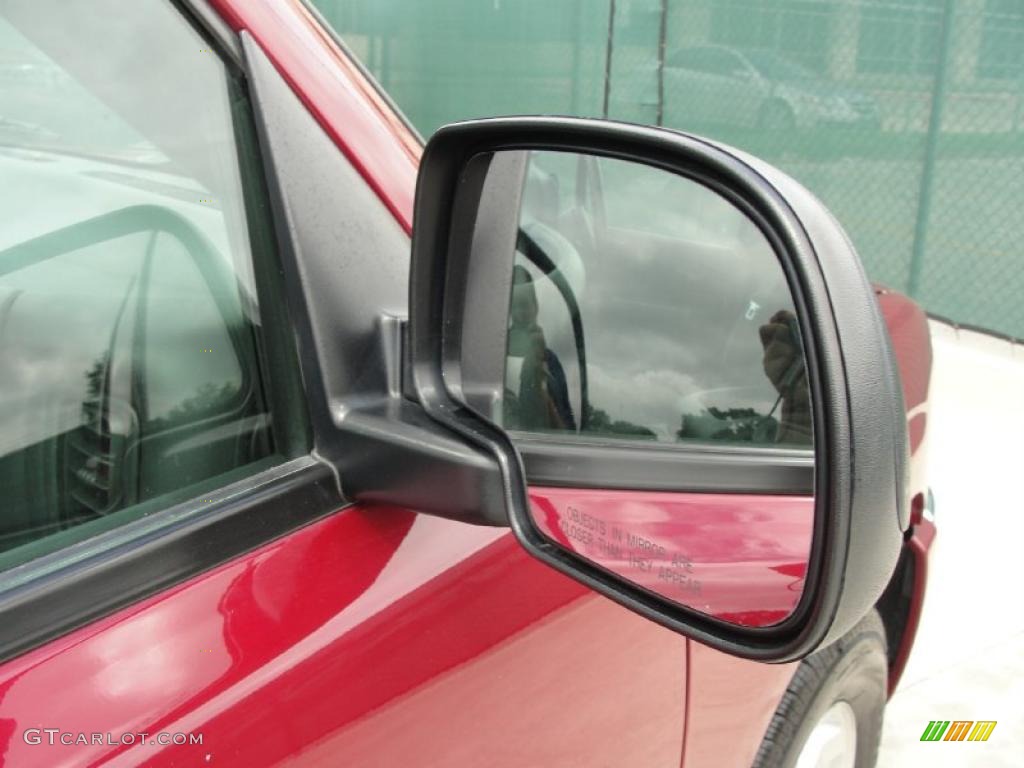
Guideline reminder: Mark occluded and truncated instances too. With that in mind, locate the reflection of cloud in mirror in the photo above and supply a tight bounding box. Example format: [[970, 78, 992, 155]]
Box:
[[587, 364, 700, 441], [519, 151, 805, 445], [600, 159, 766, 251], [579, 258, 789, 440]]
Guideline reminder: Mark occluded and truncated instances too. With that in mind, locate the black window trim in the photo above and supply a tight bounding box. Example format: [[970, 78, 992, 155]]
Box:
[[518, 435, 814, 495]]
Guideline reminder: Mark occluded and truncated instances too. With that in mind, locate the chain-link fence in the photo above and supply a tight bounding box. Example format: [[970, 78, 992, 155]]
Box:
[[317, 0, 1024, 340]]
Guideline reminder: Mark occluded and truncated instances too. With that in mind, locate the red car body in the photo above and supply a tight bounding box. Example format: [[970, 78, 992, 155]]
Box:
[[0, 1, 935, 766]]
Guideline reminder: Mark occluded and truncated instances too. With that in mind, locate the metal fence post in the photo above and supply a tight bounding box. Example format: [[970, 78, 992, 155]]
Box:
[[570, 0, 583, 115], [907, 0, 957, 298], [602, 0, 616, 119], [656, 0, 668, 126]]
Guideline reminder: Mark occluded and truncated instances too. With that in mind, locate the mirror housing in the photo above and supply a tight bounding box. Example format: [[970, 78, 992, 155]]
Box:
[[338, 117, 909, 662]]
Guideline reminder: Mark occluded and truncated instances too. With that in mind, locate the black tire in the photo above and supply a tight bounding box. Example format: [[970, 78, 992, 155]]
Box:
[[758, 100, 796, 133], [753, 610, 888, 768]]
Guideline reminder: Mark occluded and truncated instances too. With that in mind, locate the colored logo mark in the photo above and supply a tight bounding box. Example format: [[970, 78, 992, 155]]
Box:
[[920, 720, 997, 742]]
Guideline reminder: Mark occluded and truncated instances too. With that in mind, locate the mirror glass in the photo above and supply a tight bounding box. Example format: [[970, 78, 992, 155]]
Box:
[[498, 150, 814, 627]]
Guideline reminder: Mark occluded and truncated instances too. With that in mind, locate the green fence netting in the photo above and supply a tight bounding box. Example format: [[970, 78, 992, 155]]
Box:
[[314, 0, 1024, 340]]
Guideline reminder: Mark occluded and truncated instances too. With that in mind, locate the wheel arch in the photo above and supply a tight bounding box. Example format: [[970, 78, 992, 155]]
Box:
[[875, 492, 933, 695]]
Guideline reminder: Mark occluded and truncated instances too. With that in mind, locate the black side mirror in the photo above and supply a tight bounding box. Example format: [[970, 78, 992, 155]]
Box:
[[339, 117, 909, 662]]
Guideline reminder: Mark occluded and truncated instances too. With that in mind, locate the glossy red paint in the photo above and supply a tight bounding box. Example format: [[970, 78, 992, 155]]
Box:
[[212, 6, 935, 762], [207, 0, 420, 232], [0, 2, 936, 766], [529, 488, 813, 627], [0, 1, 690, 764], [0, 506, 687, 765], [681, 641, 799, 768]]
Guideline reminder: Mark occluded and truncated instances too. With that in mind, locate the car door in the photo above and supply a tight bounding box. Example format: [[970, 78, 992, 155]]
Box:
[[0, 1, 689, 766]]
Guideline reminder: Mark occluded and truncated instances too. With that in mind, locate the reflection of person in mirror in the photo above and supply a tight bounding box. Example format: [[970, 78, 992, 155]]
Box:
[[506, 265, 576, 432], [759, 309, 812, 445]]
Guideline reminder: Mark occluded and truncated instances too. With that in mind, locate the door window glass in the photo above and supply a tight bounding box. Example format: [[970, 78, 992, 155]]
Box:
[[0, 1, 277, 565]]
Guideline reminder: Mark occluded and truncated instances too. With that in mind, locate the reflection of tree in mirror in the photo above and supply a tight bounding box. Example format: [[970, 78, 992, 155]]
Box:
[[81, 354, 107, 410], [583, 404, 657, 440], [149, 381, 238, 431], [676, 407, 779, 444], [79, 353, 115, 433], [80, 355, 237, 431]]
